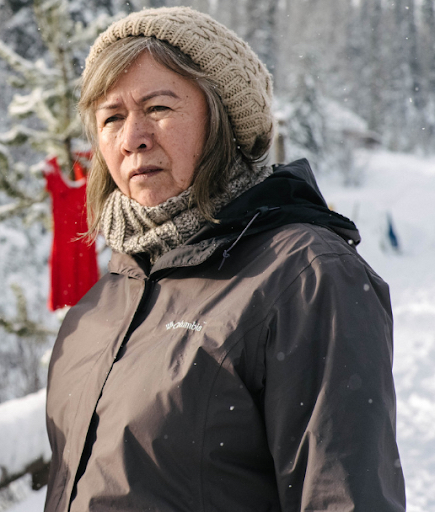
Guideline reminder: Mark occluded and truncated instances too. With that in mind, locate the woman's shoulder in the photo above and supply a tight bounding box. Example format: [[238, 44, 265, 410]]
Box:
[[247, 221, 387, 300], [56, 264, 143, 338], [256, 221, 360, 267]]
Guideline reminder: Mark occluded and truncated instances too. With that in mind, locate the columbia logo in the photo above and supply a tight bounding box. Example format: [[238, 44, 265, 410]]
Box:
[[166, 320, 203, 332]]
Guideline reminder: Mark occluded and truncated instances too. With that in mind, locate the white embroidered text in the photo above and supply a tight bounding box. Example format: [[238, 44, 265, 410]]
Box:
[[166, 320, 203, 332]]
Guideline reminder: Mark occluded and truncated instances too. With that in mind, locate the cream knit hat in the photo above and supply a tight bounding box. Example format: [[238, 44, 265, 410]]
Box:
[[84, 6, 274, 158]]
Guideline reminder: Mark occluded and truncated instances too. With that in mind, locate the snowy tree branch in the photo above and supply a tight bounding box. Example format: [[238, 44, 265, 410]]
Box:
[[0, 285, 56, 339], [0, 41, 59, 85]]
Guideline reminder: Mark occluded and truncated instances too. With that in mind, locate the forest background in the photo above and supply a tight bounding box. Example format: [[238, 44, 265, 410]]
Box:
[[1, 0, 433, 401], [0, 0, 434, 508]]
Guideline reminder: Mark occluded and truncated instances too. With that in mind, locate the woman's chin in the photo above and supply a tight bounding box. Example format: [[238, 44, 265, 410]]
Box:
[[131, 190, 174, 208]]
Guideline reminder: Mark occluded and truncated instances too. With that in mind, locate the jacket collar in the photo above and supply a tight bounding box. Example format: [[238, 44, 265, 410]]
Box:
[[188, 159, 360, 246], [108, 252, 148, 280], [108, 236, 234, 279], [108, 159, 361, 279]]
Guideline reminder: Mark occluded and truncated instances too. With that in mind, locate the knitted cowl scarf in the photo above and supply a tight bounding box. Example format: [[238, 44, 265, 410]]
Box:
[[100, 162, 273, 265]]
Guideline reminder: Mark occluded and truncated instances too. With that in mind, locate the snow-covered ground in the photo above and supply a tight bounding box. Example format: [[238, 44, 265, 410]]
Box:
[[0, 389, 50, 479], [4, 485, 46, 512], [318, 150, 435, 512], [4, 149, 435, 511]]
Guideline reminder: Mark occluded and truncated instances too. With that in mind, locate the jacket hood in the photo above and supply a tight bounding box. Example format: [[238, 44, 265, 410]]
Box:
[[189, 159, 360, 246]]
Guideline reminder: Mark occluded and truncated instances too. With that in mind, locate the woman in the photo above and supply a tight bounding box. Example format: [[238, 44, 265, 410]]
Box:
[[45, 6, 406, 512]]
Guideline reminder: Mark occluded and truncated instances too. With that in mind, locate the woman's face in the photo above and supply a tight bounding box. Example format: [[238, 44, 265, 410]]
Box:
[[95, 51, 208, 207]]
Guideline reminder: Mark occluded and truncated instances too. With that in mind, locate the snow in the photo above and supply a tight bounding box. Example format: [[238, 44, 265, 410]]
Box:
[[3, 149, 435, 511], [0, 389, 51, 480], [3, 482, 46, 512], [318, 149, 435, 512], [322, 99, 368, 134]]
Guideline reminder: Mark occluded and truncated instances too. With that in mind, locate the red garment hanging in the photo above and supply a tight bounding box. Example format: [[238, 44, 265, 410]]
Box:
[[44, 156, 99, 311]]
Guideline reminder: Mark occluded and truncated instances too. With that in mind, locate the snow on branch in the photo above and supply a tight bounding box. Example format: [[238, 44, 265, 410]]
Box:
[[0, 143, 46, 211], [0, 284, 56, 338], [0, 200, 39, 222], [0, 126, 44, 147], [0, 312, 54, 339], [0, 40, 59, 85], [68, 11, 126, 49]]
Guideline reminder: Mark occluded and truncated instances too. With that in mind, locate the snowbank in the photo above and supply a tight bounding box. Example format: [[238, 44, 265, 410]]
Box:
[[0, 389, 50, 486], [7, 485, 46, 512]]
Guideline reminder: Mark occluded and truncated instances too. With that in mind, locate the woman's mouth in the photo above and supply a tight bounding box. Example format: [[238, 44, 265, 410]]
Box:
[[129, 167, 163, 180]]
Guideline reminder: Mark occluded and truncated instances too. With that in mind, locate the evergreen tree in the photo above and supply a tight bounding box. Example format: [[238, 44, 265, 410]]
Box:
[[0, 0, 118, 221], [0, 0, 120, 402]]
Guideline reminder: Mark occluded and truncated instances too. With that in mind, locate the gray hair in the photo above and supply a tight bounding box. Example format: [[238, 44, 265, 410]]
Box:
[[78, 36, 248, 237]]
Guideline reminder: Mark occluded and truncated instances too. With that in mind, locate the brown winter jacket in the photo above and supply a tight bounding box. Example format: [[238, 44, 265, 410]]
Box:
[[45, 161, 406, 511]]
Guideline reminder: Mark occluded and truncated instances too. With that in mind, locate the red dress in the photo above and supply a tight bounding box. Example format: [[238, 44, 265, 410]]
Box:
[[44, 157, 99, 311]]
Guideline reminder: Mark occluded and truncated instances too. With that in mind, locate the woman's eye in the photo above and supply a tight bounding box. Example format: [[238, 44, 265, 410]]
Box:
[[104, 115, 121, 125], [150, 105, 169, 113]]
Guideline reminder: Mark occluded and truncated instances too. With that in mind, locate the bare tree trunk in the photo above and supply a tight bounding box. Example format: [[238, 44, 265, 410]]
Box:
[[244, 0, 277, 76], [407, 0, 423, 110], [421, 0, 435, 145], [367, 0, 383, 132]]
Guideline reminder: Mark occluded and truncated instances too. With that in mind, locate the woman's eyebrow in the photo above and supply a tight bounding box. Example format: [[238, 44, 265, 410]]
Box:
[[96, 90, 180, 111]]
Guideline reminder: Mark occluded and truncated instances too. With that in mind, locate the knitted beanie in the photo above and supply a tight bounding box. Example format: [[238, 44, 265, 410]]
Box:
[[84, 6, 274, 158]]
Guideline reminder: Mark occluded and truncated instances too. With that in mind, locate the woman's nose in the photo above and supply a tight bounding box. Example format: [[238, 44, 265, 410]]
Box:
[[120, 114, 153, 155]]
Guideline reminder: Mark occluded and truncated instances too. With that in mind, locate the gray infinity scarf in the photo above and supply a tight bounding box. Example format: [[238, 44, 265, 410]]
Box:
[[100, 163, 273, 264]]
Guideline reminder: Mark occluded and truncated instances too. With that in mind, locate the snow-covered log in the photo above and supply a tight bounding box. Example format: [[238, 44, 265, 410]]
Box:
[[0, 389, 50, 489]]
